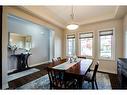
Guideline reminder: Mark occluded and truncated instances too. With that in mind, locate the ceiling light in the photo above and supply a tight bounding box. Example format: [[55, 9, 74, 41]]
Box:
[[66, 24, 79, 30], [66, 6, 79, 30]]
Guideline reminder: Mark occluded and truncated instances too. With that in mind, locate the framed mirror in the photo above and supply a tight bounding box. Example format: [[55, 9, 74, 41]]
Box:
[[8, 33, 32, 51]]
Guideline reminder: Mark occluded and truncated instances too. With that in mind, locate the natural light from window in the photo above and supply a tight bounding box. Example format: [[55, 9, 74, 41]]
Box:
[[99, 30, 113, 59], [66, 35, 75, 56], [79, 32, 93, 57]]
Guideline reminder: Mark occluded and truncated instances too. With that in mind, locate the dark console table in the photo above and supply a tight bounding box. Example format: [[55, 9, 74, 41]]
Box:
[[117, 58, 127, 88], [11, 53, 31, 72]]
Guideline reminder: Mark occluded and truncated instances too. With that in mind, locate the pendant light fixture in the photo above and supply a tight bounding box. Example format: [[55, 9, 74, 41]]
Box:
[[66, 6, 79, 30]]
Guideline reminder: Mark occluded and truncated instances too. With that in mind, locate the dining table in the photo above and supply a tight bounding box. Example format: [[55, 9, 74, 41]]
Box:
[[48, 58, 93, 88]]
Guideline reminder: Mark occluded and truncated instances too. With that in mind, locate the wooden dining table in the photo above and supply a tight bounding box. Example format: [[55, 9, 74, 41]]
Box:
[[48, 58, 93, 88]]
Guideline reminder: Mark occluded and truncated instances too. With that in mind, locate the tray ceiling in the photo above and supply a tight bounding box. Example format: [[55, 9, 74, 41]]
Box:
[[20, 6, 127, 29]]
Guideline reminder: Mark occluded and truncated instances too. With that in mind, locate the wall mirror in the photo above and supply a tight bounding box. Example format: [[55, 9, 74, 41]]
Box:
[[8, 33, 32, 51]]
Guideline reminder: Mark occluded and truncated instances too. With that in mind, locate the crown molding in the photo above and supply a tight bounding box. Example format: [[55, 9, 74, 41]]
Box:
[[113, 6, 120, 18], [15, 6, 127, 30]]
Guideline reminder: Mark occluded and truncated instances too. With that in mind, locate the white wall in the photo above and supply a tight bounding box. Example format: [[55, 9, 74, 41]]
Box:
[[64, 19, 123, 74]]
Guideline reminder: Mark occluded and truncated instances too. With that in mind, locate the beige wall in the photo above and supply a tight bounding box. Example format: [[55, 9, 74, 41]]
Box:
[[2, 6, 64, 89], [123, 14, 127, 58], [64, 19, 124, 74], [2, 7, 8, 89]]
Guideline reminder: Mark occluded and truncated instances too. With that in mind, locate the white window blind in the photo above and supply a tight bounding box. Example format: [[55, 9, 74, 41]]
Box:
[[99, 30, 113, 36], [79, 32, 93, 39], [67, 34, 75, 39]]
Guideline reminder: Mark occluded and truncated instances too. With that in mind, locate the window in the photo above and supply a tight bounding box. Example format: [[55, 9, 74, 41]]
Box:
[[66, 34, 75, 56], [79, 32, 93, 56], [99, 30, 114, 59]]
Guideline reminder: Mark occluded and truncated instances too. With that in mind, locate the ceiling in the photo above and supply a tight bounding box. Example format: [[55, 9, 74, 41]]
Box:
[[20, 6, 127, 29]]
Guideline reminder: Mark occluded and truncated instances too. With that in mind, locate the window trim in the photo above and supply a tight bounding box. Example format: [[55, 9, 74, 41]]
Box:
[[66, 34, 76, 56], [78, 31, 95, 58], [98, 28, 115, 60]]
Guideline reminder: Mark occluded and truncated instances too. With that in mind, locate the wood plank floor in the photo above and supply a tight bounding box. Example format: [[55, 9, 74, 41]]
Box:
[[8, 64, 48, 89], [8, 63, 119, 89]]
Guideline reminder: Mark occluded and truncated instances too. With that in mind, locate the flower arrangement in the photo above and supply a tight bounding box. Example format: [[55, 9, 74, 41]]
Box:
[[8, 42, 17, 53]]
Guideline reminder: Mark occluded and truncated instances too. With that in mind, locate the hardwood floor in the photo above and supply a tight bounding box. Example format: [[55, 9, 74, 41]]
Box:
[[96, 71, 120, 89], [8, 63, 119, 89], [109, 73, 120, 89], [8, 64, 49, 89]]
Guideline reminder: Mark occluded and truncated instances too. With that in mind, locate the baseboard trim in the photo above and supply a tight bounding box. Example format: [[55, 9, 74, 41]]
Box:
[[2, 83, 9, 89], [29, 61, 50, 67], [97, 70, 117, 75], [90, 67, 117, 74], [8, 69, 17, 73]]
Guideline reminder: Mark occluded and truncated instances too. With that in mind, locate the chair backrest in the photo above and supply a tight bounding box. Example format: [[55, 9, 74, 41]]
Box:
[[77, 55, 86, 59], [52, 58, 58, 64], [47, 67, 66, 88], [57, 57, 61, 61], [92, 61, 99, 81]]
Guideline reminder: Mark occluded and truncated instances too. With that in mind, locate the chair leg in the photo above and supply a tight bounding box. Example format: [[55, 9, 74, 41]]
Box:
[[50, 83, 52, 89], [50, 85, 52, 89], [78, 80, 82, 89], [91, 82, 94, 89], [95, 80, 98, 89]]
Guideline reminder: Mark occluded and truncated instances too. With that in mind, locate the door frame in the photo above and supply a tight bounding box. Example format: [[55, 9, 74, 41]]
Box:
[[0, 6, 3, 89]]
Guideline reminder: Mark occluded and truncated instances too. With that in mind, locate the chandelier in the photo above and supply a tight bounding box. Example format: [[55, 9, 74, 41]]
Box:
[[66, 6, 79, 30]]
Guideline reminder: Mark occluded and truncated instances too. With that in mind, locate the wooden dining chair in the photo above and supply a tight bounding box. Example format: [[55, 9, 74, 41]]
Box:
[[52, 58, 59, 64], [47, 67, 78, 89], [57, 57, 61, 61], [83, 61, 99, 89], [77, 55, 86, 59]]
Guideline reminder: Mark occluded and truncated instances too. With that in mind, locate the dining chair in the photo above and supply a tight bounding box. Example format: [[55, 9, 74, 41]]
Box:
[[47, 67, 78, 89], [57, 57, 61, 61], [77, 55, 86, 59], [52, 58, 59, 64], [83, 61, 99, 89]]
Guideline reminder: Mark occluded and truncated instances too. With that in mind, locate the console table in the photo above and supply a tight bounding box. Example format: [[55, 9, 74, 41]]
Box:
[[11, 53, 31, 72]]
